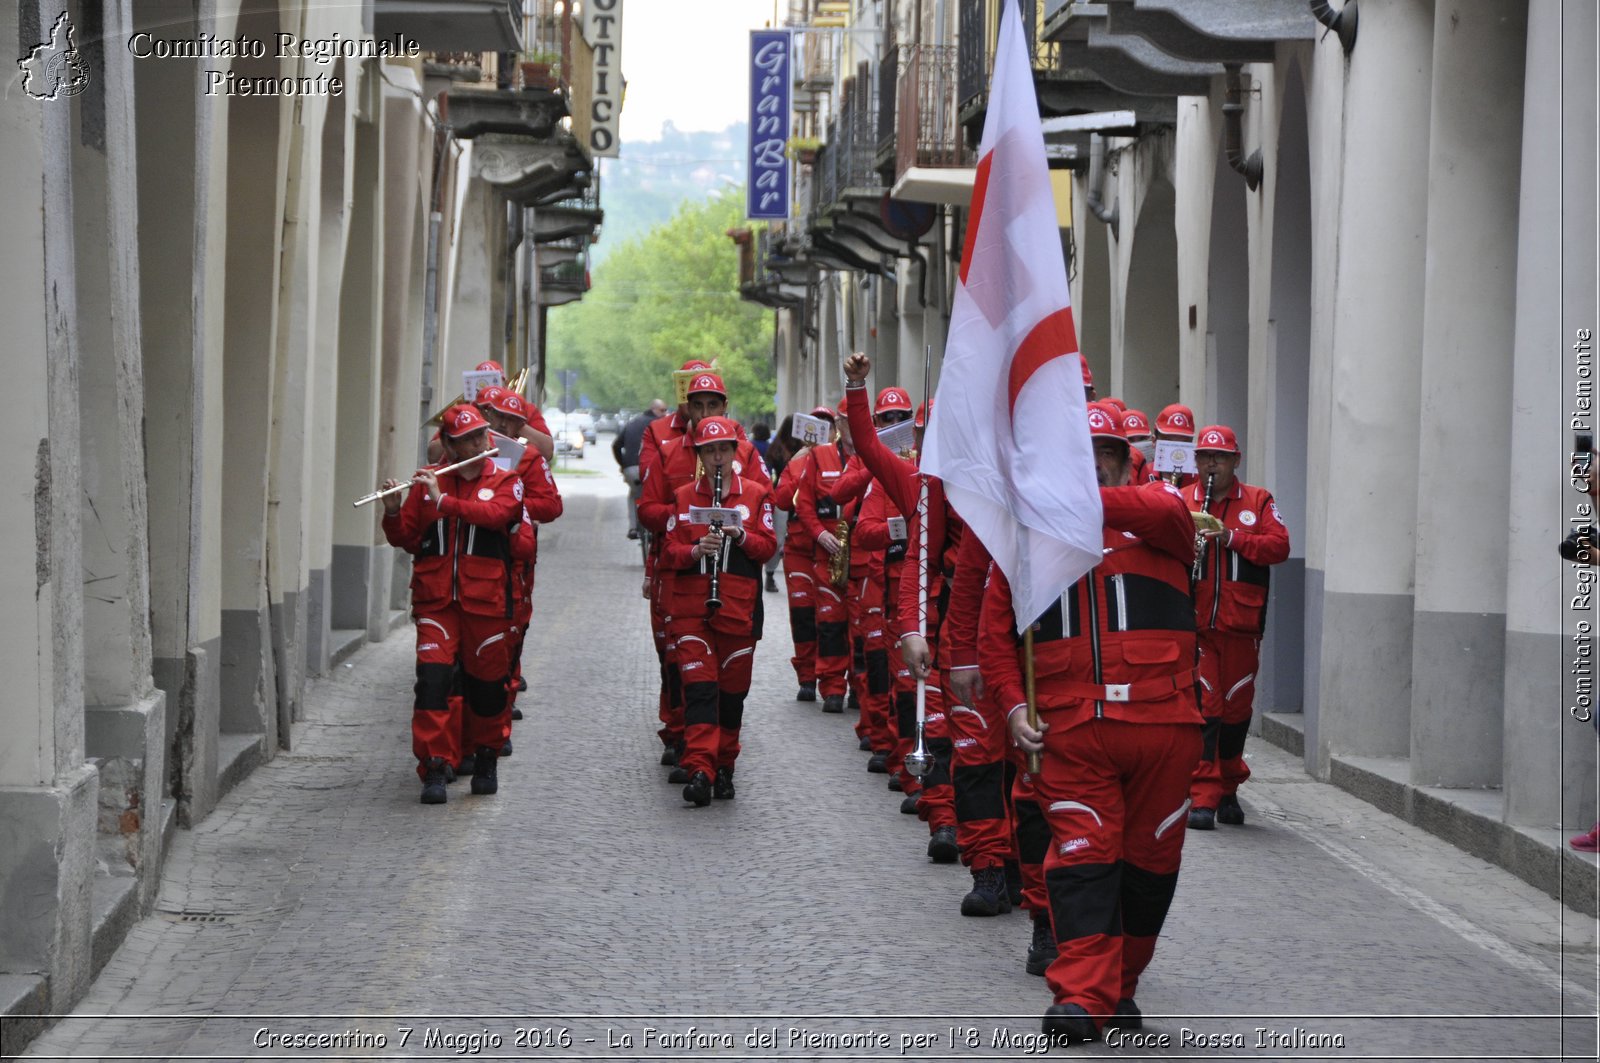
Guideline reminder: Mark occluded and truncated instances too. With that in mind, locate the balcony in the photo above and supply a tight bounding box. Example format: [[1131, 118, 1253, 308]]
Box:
[[737, 227, 809, 311], [816, 84, 882, 212], [794, 28, 838, 94], [373, 0, 521, 53], [531, 170, 603, 243], [956, 0, 1064, 129], [874, 43, 903, 176], [892, 44, 974, 205]]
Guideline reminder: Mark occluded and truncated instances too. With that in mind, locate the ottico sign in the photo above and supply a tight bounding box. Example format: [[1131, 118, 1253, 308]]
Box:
[[581, 0, 622, 157]]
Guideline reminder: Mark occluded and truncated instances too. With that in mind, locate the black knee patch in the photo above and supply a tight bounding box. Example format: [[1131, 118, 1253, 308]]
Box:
[[926, 737, 953, 789], [414, 662, 454, 712], [790, 606, 817, 645], [684, 681, 720, 728], [1218, 720, 1250, 760], [852, 636, 867, 673], [463, 672, 508, 717], [894, 691, 915, 737], [954, 761, 1007, 823], [1013, 798, 1050, 865], [1045, 861, 1123, 943], [1120, 863, 1180, 938], [718, 689, 748, 731], [866, 649, 891, 695], [818, 621, 849, 657], [667, 662, 684, 709], [1199, 715, 1221, 760]]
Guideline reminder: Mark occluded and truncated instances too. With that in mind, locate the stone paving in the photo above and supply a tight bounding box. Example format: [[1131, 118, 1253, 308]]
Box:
[[20, 459, 1600, 1061]]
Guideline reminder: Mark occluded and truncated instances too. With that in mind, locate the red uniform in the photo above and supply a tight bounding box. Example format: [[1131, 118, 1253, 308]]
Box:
[[794, 442, 858, 700], [851, 482, 905, 755], [660, 470, 777, 782], [775, 450, 818, 687], [1183, 477, 1290, 810], [978, 479, 1203, 1023], [829, 456, 879, 733], [382, 462, 526, 776], [843, 383, 957, 837], [505, 448, 564, 711]]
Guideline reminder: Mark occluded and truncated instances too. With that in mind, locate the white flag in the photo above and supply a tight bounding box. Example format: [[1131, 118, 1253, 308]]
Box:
[[921, 0, 1103, 631]]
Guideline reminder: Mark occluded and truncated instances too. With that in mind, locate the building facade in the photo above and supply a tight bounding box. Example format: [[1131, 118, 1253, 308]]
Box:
[[1, 0, 608, 1045], [740, 0, 1598, 906]]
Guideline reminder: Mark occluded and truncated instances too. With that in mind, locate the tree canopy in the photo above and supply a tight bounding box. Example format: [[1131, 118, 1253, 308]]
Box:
[[547, 189, 775, 419]]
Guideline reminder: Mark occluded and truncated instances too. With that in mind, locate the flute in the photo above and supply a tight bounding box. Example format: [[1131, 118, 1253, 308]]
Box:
[[351, 449, 499, 508]]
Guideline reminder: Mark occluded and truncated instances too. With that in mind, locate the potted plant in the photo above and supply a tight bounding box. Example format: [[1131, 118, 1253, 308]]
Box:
[[519, 50, 560, 91], [786, 135, 822, 165]]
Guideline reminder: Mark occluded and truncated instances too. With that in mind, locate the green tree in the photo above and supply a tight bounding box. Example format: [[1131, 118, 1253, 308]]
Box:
[[547, 189, 775, 419]]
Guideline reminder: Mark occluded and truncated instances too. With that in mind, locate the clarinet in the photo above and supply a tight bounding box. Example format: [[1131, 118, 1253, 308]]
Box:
[[706, 464, 725, 611], [1192, 472, 1216, 583]]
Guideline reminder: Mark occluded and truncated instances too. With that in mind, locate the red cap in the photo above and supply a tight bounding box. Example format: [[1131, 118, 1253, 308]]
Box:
[[487, 390, 529, 421], [475, 360, 505, 375], [1122, 409, 1151, 438], [915, 397, 934, 429], [441, 404, 491, 439], [1087, 402, 1125, 441], [1080, 356, 1094, 388], [680, 358, 713, 372], [693, 416, 741, 447], [1101, 396, 1128, 412], [875, 387, 912, 415], [1155, 403, 1196, 439], [687, 372, 726, 398], [1194, 424, 1240, 454], [809, 405, 837, 421], [474, 385, 506, 407]]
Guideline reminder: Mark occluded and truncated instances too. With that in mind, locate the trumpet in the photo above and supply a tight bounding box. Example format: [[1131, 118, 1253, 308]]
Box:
[[706, 464, 725, 611], [828, 517, 852, 588], [352, 448, 499, 507]]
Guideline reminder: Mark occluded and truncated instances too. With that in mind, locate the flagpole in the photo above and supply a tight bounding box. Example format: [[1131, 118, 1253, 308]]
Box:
[[1024, 627, 1040, 774]]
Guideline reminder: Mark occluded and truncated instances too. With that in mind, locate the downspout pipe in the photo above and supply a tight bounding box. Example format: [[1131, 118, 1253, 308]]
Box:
[[1309, 0, 1358, 55], [1222, 65, 1264, 192], [1086, 134, 1120, 239]]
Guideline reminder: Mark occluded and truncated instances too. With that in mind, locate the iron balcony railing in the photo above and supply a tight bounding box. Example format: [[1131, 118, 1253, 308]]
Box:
[[957, 0, 1060, 116], [817, 83, 882, 209], [895, 44, 970, 180], [876, 43, 903, 170]]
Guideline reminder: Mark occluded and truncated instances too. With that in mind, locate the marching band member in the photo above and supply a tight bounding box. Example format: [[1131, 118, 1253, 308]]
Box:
[[773, 408, 836, 702], [380, 404, 526, 804], [659, 416, 778, 805], [1183, 425, 1291, 830], [794, 410, 860, 716], [980, 402, 1203, 1043]]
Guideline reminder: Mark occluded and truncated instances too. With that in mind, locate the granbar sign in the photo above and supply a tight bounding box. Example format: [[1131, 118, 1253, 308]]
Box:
[[747, 29, 791, 221], [581, 0, 622, 157]]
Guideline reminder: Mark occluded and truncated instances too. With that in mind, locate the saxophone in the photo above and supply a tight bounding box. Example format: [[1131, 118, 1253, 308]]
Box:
[[829, 517, 852, 588]]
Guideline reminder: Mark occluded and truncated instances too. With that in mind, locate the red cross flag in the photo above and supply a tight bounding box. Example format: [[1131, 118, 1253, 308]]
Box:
[[920, 0, 1102, 631]]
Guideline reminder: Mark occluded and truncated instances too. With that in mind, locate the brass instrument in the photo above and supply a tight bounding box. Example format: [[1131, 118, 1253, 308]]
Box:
[[828, 517, 852, 588]]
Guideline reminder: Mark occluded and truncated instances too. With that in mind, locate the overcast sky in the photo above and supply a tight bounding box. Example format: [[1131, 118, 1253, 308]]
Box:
[[616, 0, 780, 144]]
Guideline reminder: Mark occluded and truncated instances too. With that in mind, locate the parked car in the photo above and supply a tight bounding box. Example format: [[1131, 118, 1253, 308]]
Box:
[[571, 411, 597, 445], [594, 411, 621, 433], [544, 412, 586, 457]]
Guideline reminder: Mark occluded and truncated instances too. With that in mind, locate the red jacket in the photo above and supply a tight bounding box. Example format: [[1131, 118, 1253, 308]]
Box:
[[1183, 477, 1290, 635], [638, 432, 769, 535], [661, 471, 778, 635], [774, 448, 815, 554], [978, 480, 1202, 729], [507, 447, 564, 563], [795, 443, 856, 544], [638, 410, 690, 486], [943, 531, 994, 670], [382, 464, 526, 618]]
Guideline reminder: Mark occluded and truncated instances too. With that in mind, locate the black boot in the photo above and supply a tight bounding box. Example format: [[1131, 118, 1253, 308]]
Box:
[[1188, 806, 1217, 831], [960, 865, 1013, 916], [822, 694, 845, 714], [1041, 1003, 1098, 1045], [660, 745, 679, 767], [847, 690, 860, 712], [500, 737, 513, 758], [667, 765, 690, 785], [510, 706, 524, 720], [420, 758, 448, 804], [713, 767, 736, 800], [887, 771, 904, 793], [1104, 999, 1142, 1031], [1025, 910, 1057, 976], [1003, 859, 1024, 907], [682, 770, 712, 807], [867, 751, 890, 774], [469, 746, 498, 796], [927, 825, 959, 864], [796, 681, 817, 702], [765, 572, 778, 592], [1217, 793, 1246, 825], [900, 794, 920, 815]]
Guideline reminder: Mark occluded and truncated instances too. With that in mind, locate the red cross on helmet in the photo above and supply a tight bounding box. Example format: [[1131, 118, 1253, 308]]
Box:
[[688, 373, 727, 398], [875, 387, 912, 415], [1121, 409, 1152, 439], [442, 404, 490, 438], [1156, 403, 1196, 439], [1087, 401, 1126, 441], [487, 391, 527, 421], [693, 416, 739, 447], [1195, 424, 1240, 454]]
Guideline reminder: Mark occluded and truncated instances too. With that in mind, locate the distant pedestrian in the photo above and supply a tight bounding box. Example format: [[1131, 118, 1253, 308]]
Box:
[[751, 422, 771, 460], [616, 399, 667, 540]]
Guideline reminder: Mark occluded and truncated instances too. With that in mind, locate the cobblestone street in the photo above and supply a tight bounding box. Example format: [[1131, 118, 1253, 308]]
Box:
[[21, 472, 1600, 1062]]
